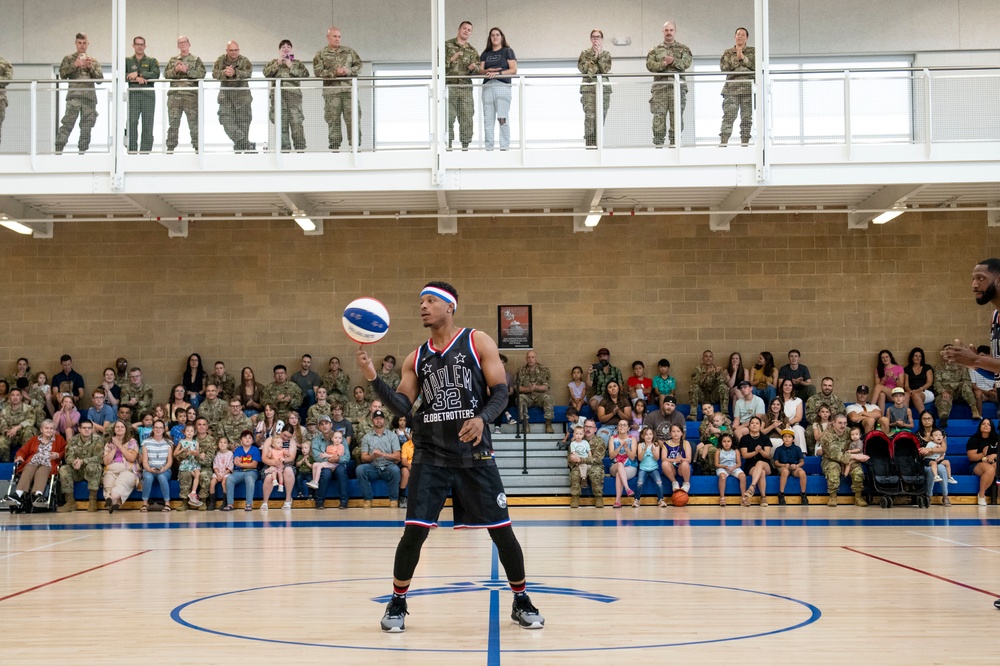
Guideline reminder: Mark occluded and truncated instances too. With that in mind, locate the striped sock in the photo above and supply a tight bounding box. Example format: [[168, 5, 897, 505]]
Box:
[[392, 584, 409, 598], [509, 581, 526, 596]]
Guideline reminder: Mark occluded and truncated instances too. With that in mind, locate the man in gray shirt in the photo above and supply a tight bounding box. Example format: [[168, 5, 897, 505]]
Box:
[[292, 354, 322, 421], [643, 394, 687, 441], [356, 410, 401, 507], [311, 415, 349, 509]]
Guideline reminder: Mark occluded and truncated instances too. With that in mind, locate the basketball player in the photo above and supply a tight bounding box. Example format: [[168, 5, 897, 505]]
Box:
[[356, 281, 544, 632], [940, 259, 1000, 611]]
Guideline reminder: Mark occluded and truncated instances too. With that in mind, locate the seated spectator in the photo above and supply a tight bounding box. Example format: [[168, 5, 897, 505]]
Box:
[[778, 379, 807, 453], [98, 367, 121, 408], [308, 386, 334, 422], [903, 347, 934, 415], [58, 419, 103, 512], [255, 403, 282, 447], [211, 436, 234, 505], [261, 365, 303, 423], [695, 407, 730, 474], [321, 356, 352, 407], [353, 399, 387, 454], [724, 352, 750, 409], [629, 399, 647, 439], [732, 380, 765, 441], [772, 428, 807, 505], [224, 430, 260, 511], [643, 394, 685, 443], [751, 352, 778, 404], [291, 354, 321, 420], [516, 350, 554, 433], [805, 377, 846, 452], [650, 358, 676, 411], [7, 419, 65, 509], [870, 349, 904, 413], [567, 419, 606, 508], [122, 367, 154, 420], [180, 417, 217, 511], [714, 432, 745, 506], [880, 387, 914, 434], [294, 437, 314, 499], [633, 427, 665, 508], [285, 410, 308, 449], [30, 371, 54, 418], [588, 347, 624, 413], [661, 423, 692, 495], [688, 350, 728, 421], [567, 366, 587, 413], [761, 397, 786, 447], [810, 405, 833, 455], [238, 367, 263, 418], [965, 417, 998, 506], [218, 398, 252, 445], [596, 381, 631, 442], [51, 354, 85, 407], [86, 387, 117, 436], [169, 407, 188, 444], [356, 410, 401, 508], [626, 360, 653, 405], [306, 429, 344, 492], [778, 349, 816, 401], [0, 379, 8, 410], [261, 424, 296, 510], [102, 420, 140, 513], [970, 345, 999, 418], [327, 402, 354, 451], [934, 344, 979, 428], [740, 418, 773, 506], [198, 383, 228, 432], [398, 422, 413, 509], [820, 414, 869, 506], [345, 385, 371, 435], [918, 426, 953, 506], [166, 384, 191, 422], [914, 410, 936, 446], [846, 385, 881, 434], [211, 360, 237, 402], [8, 357, 31, 390], [182, 353, 207, 408], [365, 355, 400, 402], [608, 419, 637, 508], [1, 387, 38, 462], [52, 394, 80, 441], [140, 419, 173, 512]]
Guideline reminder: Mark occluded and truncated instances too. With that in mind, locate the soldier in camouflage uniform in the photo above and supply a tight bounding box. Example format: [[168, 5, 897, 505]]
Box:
[[308, 386, 334, 422], [0, 388, 37, 461], [345, 386, 371, 441], [719, 27, 755, 146], [322, 357, 352, 406], [689, 350, 729, 420], [56, 33, 103, 154], [352, 399, 385, 461], [217, 398, 252, 446], [164, 36, 205, 152], [313, 27, 363, 150], [365, 355, 400, 402], [209, 362, 236, 402], [0, 56, 12, 145], [58, 419, 103, 512], [177, 417, 217, 511], [264, 39, 310, 151], [260, 365, 303, 422], [114, 358, 129, 388], [820, 414, 868, 506], [934, 346, 980, 426], [645, 21, 691, 147], [516, 351, 555, 433], [805, 377, 846, 451], [445, 21, 480, 150], [212, 41, 254, 152], [577, 29, 612, 148], [121, 368, 154, 421], [568, 420, 606, 508], [198, 383, 228, 435], [588, 348, 624, 412], [125, 36, 160, 153]]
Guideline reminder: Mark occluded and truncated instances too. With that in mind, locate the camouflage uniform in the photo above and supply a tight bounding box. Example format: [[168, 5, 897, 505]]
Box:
[[805, 391, 846, 452], [353, 413, 376, 462], [56, 52, 103, 153], [322, 371, 351, 407], [698, 414, 732, 474], [0, 57, 12, 144], [577, 48, 612, 147], [164, 52, 205, 151], [820, 428, 864, 501], [198, 398, 228, 435], [346, 398, 371, 432], [125, 53, 160, 152], [210, 373, 237, 402], [689, 364, 729, 415], [178, 433, 217, 509], [263, 56, 310, 151], [58, 432, 103, 506], [365, 370, 400, 402], [312, 45, 363, 149], [121, 382, 154, 420], [645, 40, 691, 146], [27, 387, 48, 426], [0, 402, 38, 461], [216, 411, 251, 445], [307, 402, 333, 422], [260, 381, 303, 422], [569, 434, 606, 507], [719, 45, 755, 145], [516, 363, 555, 423], [212, 53, 254, 151], [445, 38, 480, 149], [934, 360, 979, 421], [590, 364, 625, 400]]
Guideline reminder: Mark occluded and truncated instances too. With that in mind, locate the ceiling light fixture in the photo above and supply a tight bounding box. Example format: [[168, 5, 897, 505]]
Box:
[[293, 214, 316, 232], [584, 206, 603, 227], [872, 205, 906, 225], [0, 217, 33, 235]]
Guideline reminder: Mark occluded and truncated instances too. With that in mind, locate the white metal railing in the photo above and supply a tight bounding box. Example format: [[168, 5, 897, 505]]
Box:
[[0, 67, 998, 163]]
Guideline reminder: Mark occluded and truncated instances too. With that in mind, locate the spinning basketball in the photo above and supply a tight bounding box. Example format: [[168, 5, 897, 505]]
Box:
[[672, 490, 689, 507], [342, 297, 390, 344]]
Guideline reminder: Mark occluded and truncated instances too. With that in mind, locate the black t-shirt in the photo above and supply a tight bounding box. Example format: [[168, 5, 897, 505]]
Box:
[[904, 365, 932, 390], [966, 433, 999, 456], [52, 370, 85, 397], [740, 432, 771, 469], [778, 364, 810, 383], [481, 47, 516, 84]]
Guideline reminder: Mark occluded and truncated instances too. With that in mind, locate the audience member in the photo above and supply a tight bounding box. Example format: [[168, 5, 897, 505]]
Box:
[[321, 356, 351, 407], [167, 384, 191, 420], [366, 355, 400, 402], [169, 407, 188, 444], [761, 397, 786, 446], [627, 361, 653, 405], [714, 432, 745, 506], [175, 423, 201, 506], [164, 36, 205, 153], [179, 417, 216, 511], [516, 351, 555, 433], [751, 351, 778, 404], [661, 423, 692, 495], [353, 399, 386, 453], [778, 349, 816, 401], [810, 405, 833, 455], [724, 352, 750, 408], [577, 28, 612, 148], [224, 430, 260, 511], [650, 359, 676, 410], [198, 383, 227, 433], [772, 428, 808, 505], [846, 385, 881, 434], [588, 348, 624, 413], [263, 39, 310, 152], [479, 26, 517, 151], [740, 418, 773, 506], [51, 354, 85, 406], [820, 414, 868, 506], [356, 410, 401, 508], [608, 419, 637, 508], [313, 26, 363, 151], [688, 350, 728, 420], [98, 368, 121, 408], [643, 393, 685, 442], [970, 345, 999, 416], [121, 367, 154, 420], [308, 386, 334, 422], [261, 364, 303, 422], [645, 20, 691, 147], [217, 397, 252, 445], [311, 415, 349, 509], [567, 366, 587, 413], [102, 420, 139, 513], [718, 27, 754, 146], [345, 385, 371, 435], [0, 387, 37, 461], [327, 402, 354, 449], [695, 405, 730, 474], [140, 420, 173, 512], [210, 436, 233, 506], [965, 417, 998, 506], [237, 367, 263, 417], [630, 399, 647, 438], [30, 371, 53, 419], [778, 379, 807, 452], [52, 395, 80, 441], [731, 380, 765, 440], [902, 347, 934, 414], [919, 427, 952, 507], [633, 427, 665, 507], [261, 424, 296, 510], [596, 381, 631, 441], [880, 387, 914, 434], [182, 353, 207, 408], [444, 21, 480, 150], [55, 33, 103, 154], [210, 361, 236, 401], [212, 41, 254, 152], [85, 388, 116, 435], [568, 420, 606, 508], [870, 350, 904, 413], [7, 419, 65, 509], [934, 344, 979, 427], [291, 354, 322, 417], [57, 419, 103, 512]]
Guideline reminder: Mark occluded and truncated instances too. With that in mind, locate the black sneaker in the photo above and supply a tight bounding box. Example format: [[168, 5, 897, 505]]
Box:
[[511, 594, 545, 629], [778, 494, 787, 505], [381, 596, 408, 632], [800, 493, 809, 505], [398, 496, 407, 509], [994, 598, 1000, 610]]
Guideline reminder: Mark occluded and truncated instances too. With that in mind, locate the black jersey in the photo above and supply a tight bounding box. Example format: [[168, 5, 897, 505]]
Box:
[[412, 327, 495, 468], [992, 309, 1000, 380]]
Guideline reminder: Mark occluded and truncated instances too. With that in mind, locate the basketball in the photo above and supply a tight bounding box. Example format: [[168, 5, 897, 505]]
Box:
[[342, 297, 390, 344], [672, 490, 689, 507]]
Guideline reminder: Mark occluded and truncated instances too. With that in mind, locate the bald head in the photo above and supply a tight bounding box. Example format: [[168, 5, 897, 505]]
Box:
[[327, 27, 342, 48], [662, 21, 676, 43], [226, 41, 240, 59]]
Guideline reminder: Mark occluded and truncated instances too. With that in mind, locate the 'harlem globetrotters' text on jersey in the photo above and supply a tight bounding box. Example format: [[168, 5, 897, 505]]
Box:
[[412, 328, 495, 468]]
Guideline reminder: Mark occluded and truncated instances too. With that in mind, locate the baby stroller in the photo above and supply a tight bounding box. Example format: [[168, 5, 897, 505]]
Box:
[[5, 466, 58, 514], [863, 430, 899, 508], [891, 431, 930, 509]]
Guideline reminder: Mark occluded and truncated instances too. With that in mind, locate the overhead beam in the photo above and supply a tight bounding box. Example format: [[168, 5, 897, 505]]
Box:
[[573, 188, 604, 233], [119, 194, 188, 238], [847, 184, 928, 229], [709, 187, 764, 231], [436, 190, 457, 234], [278, 192, 323, 235], [0, 195, 54, 239], [988, 201, 999, 227]]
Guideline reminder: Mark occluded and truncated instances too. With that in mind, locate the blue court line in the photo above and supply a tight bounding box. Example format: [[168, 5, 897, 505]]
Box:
[[488, 546, 501, 665], [3, 516, 1000, 532]]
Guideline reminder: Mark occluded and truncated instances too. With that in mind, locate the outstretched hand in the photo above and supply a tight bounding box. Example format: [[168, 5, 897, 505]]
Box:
[[941, 339, 979, 368], [459, 417, 484, 446], [355, 345, 377, 382]]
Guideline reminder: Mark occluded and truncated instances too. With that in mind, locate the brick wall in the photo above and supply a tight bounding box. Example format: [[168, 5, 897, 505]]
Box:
[[0, 211, 995, 408]]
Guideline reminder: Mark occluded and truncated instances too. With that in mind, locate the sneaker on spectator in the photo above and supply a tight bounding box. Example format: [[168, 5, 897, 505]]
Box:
[[282, 501, 292, 510], [306, 480, 319, 489]]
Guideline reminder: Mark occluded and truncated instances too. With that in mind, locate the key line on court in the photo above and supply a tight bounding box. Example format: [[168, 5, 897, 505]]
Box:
[[905, 531, 1000, 554], [0, 549, 152, 602], [488, 545, 501, 666], [842, 546, 1000, 597], [0, 534, 91, 560]]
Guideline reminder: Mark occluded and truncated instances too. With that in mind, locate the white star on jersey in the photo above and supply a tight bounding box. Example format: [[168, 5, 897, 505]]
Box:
[[422, 363, 433, 374], [470, 397, 479, 408], [453, 353, 467, 365]]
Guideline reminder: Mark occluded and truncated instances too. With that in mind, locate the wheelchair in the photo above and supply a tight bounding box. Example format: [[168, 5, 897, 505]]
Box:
[[3, 466, 58, 514]]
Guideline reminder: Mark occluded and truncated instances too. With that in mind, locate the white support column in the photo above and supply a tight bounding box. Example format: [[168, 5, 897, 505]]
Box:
[[709, 187, 763, 232], [436, 190, 457, 234], [111, 0, 126, 190], [988, 202, 999, 228], [431, 0, 446, 185], [754, 0, 770, 182]]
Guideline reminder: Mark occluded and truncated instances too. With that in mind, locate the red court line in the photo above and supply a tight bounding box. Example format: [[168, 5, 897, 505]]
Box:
[[0, 550, 152, 603], [843, 546, 1000, 597]]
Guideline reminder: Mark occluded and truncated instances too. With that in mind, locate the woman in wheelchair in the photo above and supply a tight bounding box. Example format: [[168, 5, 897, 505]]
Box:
[[8, 420, 65, 509]]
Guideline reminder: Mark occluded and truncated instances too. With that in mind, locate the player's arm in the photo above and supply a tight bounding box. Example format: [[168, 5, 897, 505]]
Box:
[[357, 347, 417, 417], [457, 331, 509, 445]]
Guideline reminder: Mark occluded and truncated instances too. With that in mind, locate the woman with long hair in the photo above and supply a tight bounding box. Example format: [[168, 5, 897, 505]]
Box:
[[871, 349, 904, 412], [751, 352, 777, 404], [725, 352, 749, 408], [479, 27, 517, 151], [238, 366, 264, 418], [966, 417, 998, 506], [903, 347, 935, 414], [777, 379, 807, 453], [182, 353, 207, 408]]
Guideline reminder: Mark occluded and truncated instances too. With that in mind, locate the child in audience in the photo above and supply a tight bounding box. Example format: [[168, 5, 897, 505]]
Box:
[[924, 428, 956, 484], [772, 428, 808, 505], [295, 439, 313, 497], [559, 407, 583, 450], [135, 412, 154, 445], [714, 432, 745, 506], [651, 359, 676, 410], [630, 399, 647, 438], [399, 429, 414, 507], [633, 427, 665, 508], [695, 409, 727, 474], [393, 415, 411, 445], [843, 426, 865, 477], [881, 387, 914, 434], [567, 425, 591, 487], [661, 423, 692, 494], [568, 366, 587, 413], [169, 407, 188, 444], [811, 404, 832, 456], [176, 424, 201, 505], [210, 437, 233, 504], [263, 436, 287, 492], [307, 430, 344, 490]]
